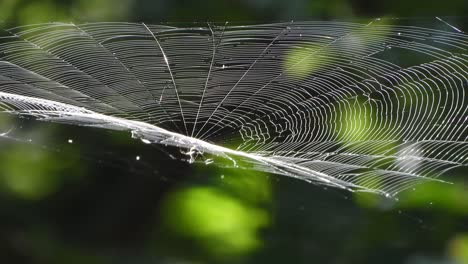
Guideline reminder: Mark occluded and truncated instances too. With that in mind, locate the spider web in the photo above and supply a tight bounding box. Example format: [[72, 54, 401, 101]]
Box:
[[0, 19, 466, 196]]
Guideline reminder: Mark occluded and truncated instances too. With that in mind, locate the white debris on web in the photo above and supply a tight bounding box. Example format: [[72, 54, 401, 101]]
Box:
[[0, 19, 466, 197]]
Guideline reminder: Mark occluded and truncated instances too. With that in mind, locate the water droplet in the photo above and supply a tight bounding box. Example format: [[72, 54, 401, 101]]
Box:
[[141, 138, 151, 144]]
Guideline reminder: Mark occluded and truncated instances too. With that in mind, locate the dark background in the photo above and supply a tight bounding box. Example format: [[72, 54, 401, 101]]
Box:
[[0, 1, 467, 263]]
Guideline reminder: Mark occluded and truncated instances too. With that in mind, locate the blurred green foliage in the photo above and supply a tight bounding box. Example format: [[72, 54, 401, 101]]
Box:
[[283, 43, 329, 79], [1, 145, 63, 199], [160, 186, 269, 257], [1, 0, 466, 24], [398, 181, 468, 215], [0, 0, 130, 24], [0, 136, 83, 200], [449, 234, 468, 264], [159, 169, 271, 259]]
